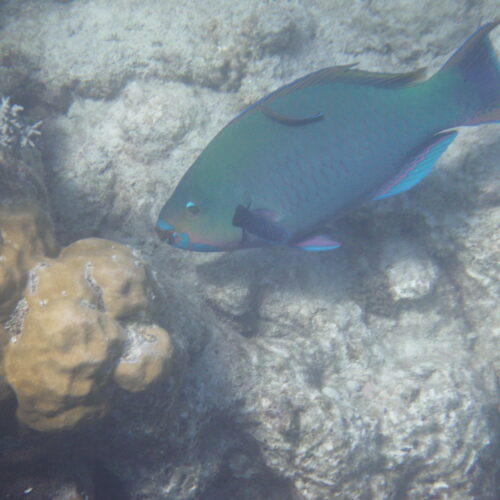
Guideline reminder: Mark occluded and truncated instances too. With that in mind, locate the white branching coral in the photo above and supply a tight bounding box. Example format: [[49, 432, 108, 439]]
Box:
[[0, 96, 47, 204], [0, 96, 42, 150]]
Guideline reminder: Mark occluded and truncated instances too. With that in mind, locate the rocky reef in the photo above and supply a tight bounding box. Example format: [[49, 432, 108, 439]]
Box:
[[0, 0, 499, 499]]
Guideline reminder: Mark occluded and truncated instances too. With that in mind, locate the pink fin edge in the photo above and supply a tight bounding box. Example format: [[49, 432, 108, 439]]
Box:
[[294, 234, 341, 251]]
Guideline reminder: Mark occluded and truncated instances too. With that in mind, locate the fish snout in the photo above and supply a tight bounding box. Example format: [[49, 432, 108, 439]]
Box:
[[155, 225, 176, 244], [155, 220, 191, 249], [155, 220, 178, 245]]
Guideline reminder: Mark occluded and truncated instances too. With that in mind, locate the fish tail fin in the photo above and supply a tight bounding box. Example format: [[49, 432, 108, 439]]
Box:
[[440, 20, 500, 125]]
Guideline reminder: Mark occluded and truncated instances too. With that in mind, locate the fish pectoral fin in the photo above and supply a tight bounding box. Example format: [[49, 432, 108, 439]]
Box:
[[261, 106, 324, 126], [232, 205, 287, 243], [293, 233, 341, 252], [373, 130, 458, 201]]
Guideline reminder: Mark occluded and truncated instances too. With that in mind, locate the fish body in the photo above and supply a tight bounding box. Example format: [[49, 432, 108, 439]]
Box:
[[156, 22, 500, 252]]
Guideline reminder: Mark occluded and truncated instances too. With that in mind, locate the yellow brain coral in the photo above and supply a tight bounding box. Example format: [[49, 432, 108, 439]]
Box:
[[60, 238, 150, 320], [0, 204, 58, 321], [5, 298, 124, 431], [0, 203, 58, 401], [114, 324, 174, 393], [3, 236, 176, 431]]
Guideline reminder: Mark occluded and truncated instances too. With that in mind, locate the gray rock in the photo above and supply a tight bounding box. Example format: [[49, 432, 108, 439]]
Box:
[[380, 239, 439, 301]]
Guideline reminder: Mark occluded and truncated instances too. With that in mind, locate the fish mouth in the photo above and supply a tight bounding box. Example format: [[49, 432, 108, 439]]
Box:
[[155, 225, 176, 244], [155, 220, 175, 243], [155, 225, 191, 249], [155, 220, 187, 247]]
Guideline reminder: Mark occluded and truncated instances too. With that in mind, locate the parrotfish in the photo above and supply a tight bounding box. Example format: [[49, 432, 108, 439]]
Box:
[[156, 22, 500, 252]]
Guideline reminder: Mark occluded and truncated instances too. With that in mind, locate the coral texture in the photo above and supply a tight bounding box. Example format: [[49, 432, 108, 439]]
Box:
[[0, 204, 58, 321], [3, 236, 175, 431], [0, 96, 41, 150], [114, 324, 174, 393], [0, 204, 58, 401], [0, 95, 48, 205], [6, 297, 124, 431]]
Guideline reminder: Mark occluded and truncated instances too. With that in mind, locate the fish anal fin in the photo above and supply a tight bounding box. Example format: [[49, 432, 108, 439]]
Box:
[[373, 130, 458, 201], [293, 233, 341, 252], [261, 106, 324, 126]]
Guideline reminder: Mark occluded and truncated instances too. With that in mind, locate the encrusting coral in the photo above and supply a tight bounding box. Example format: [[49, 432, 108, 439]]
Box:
[[5, 297, 124, 431], [114, 324, 174, 393], [60, 238, 151, 321], [0, 204, 59, 401], [4, 237, 175, 431], [0, 204, 58, 318]]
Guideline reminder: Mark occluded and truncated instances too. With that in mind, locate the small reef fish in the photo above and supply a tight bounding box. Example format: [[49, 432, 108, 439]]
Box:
[[156, 22, 500, 252]]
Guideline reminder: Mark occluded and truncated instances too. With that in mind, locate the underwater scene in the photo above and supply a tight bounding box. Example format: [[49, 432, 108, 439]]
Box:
[[0, 0, 499, 498]]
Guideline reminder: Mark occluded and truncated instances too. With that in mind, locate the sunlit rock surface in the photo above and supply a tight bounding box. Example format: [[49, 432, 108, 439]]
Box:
[[0, 0, 498, 498]]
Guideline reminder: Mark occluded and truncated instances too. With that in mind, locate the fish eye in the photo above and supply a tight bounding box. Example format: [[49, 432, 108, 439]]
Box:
[[186, 201, 200, 215]]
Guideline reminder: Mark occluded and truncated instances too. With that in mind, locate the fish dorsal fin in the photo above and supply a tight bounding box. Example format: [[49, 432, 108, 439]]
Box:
[[337, 67, 426, 88], [373, 130, 458, 201], [264, 65, 426, 104], [230, 65, 426, 127], [268, 66, 426, 103]]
